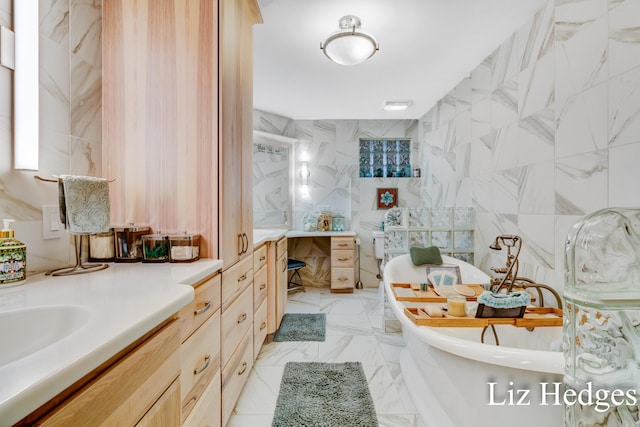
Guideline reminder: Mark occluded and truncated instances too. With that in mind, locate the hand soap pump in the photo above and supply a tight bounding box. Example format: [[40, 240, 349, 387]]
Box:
[[0, 219, 27, 287]]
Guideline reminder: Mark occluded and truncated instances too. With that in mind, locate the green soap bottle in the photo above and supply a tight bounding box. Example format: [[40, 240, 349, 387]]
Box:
[[0, 219, 27, 287]]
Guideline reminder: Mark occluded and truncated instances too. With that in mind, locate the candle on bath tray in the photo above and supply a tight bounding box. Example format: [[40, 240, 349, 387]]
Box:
[[447, 295, 467, 317]]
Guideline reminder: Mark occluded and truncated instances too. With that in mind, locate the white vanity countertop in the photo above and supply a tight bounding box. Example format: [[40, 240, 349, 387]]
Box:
[[0, 258, 223, 426], [253, 228, 288, 247], [286, 230, 356, 238]]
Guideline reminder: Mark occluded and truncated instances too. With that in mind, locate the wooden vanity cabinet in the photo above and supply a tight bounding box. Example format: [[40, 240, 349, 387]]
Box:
[[253, 243, 269, 359], [36, 320, 181, 427], [178, 273, 222, 425], [220, 263, 254, 426], [266, 236, 288, 334], [331, 236, 355, 292]]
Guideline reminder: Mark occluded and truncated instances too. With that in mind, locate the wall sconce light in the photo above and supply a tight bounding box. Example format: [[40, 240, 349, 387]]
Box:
[[13, 2, 40, 171], [300, 161, 310, 185]]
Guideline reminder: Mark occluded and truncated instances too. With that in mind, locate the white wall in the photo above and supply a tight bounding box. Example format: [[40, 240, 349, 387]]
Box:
[[0, 0, 102, 274], [419, 0, 640, 294]]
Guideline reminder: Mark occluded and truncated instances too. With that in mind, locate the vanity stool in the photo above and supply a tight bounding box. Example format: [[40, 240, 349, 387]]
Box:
[[287, 258, 307, 293]]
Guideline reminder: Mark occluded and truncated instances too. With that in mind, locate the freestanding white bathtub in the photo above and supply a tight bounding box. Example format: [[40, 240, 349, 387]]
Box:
[[384, 254, 564, 427]]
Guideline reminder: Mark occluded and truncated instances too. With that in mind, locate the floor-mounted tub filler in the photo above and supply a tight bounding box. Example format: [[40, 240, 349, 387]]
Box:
[[384, 254, 563, 427]]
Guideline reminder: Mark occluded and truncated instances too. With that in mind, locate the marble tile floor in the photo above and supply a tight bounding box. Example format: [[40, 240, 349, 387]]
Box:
[[227, 286, 425, 427]]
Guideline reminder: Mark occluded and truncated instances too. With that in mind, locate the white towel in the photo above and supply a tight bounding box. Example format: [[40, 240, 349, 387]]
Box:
[[58, 175, 111, 234]]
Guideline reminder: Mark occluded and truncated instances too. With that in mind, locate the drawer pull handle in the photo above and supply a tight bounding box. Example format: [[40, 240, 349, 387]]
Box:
[[338, 257, 349, 261], [194, 300, 211, 316], [338, 243, 348, 247], [260, 321, 267, 330], [237, 312, 247, 324], [339, 276, 348, 281], [238, 361, 248, 376], [194, 354, 211, 375], [259, 255, 266, 261], [238, 274, 248, 282], [260, 283, 267, 291]]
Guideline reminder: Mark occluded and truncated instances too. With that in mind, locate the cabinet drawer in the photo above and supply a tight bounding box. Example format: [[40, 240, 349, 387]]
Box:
[[182, 370, 221, 427], [221, 285, 253, 368], [179, 274, 221, 342], [135, 378, 180, 427], [221, 328, 253, 426], [253, 243, 268, 271], [331, 249, 354, 267], [331, 267, 354, 290], [276, 236, 287, 259], [254, 264, 268, 308], [222, 256, 253, 310], [40, 321, 180, 427], [180, 311, 221, 422], [253, 299, 268, 360], [331, 236, 355, 250]]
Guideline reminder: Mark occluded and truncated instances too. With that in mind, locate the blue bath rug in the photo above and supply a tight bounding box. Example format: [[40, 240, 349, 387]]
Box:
[[272, 362, 378, 427], [273, 313, 326, 342]]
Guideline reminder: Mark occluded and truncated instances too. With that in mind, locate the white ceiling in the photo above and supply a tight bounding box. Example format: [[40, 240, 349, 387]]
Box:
[[253, 0, 545, 120]]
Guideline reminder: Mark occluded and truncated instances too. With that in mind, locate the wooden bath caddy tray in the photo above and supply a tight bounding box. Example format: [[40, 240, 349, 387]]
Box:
[[404, 306, 563, 328], [391, 282, 485, 302]]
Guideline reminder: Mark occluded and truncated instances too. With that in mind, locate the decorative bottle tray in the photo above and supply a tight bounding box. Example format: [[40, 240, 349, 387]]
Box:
[[403, 306, 563, 328]]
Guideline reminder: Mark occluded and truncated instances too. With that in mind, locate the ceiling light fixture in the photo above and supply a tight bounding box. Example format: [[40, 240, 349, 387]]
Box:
[[320, 15, 379, 66], [383, 100, 412, 111]]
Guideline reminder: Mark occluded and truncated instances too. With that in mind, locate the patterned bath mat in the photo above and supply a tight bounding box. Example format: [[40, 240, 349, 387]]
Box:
[[273, 313, 326, 342], [272, 362, 378, 427]]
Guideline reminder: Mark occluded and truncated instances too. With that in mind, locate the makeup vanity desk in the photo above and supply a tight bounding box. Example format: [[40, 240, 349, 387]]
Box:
[[285, 231, 357, 293]]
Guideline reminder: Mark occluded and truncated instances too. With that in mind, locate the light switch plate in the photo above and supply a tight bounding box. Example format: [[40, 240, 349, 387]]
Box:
[[43, 205, 64, 239]]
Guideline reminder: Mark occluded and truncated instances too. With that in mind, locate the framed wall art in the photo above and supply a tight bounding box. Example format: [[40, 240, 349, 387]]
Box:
[[377, 188, 398, 209]]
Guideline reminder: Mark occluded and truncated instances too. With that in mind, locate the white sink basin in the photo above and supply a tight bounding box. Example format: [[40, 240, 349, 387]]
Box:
[[0, 305, 91, 366]]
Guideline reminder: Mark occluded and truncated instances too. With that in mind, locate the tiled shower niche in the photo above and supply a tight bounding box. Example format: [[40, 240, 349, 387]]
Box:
[[383, 207, 474, 264]]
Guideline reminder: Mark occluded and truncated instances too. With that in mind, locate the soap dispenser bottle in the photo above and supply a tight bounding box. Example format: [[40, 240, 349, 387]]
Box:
[[0, 219, 27, 287]]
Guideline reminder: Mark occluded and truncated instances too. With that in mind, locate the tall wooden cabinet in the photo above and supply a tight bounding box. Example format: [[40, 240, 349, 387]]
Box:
[[103, 0, 261, 265], [218, 0, 261, 267]]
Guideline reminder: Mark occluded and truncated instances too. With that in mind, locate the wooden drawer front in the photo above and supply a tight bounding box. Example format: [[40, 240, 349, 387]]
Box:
[[182, 370, 221, 427], [41, 321, 180, 427], [221, 285, 254, 368], [135, 378, 180, 427], [276, 236, 287, 259], [222, 256, 253, 310], [253, 264, 268, 308], [253, 243, 268, 271], [331, 267, 354, 289], [221, 329, 253, 427], [179, 273, 221, 342], [331, 236, 354, 250], [253, 299, 268, 360], [331, 249, 354, 268], [180, 311, 221, 422]]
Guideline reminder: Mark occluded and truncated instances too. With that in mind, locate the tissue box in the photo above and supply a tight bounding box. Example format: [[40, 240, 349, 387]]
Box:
[[474, 291, 530, 318]]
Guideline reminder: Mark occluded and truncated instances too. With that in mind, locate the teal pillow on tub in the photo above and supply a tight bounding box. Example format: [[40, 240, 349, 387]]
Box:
[[409, 246, 443, 266]]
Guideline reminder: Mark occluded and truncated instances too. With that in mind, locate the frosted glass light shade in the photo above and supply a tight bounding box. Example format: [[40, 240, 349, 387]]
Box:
[[320, 16, 378, 66]]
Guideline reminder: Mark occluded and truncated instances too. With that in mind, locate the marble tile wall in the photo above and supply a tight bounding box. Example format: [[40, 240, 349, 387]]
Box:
[[0, 0, 102, 274], [419, 0, 640, 296]]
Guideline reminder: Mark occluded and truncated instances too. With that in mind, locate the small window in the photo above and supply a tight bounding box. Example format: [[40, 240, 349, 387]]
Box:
[[359, 139, 411, 178]]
